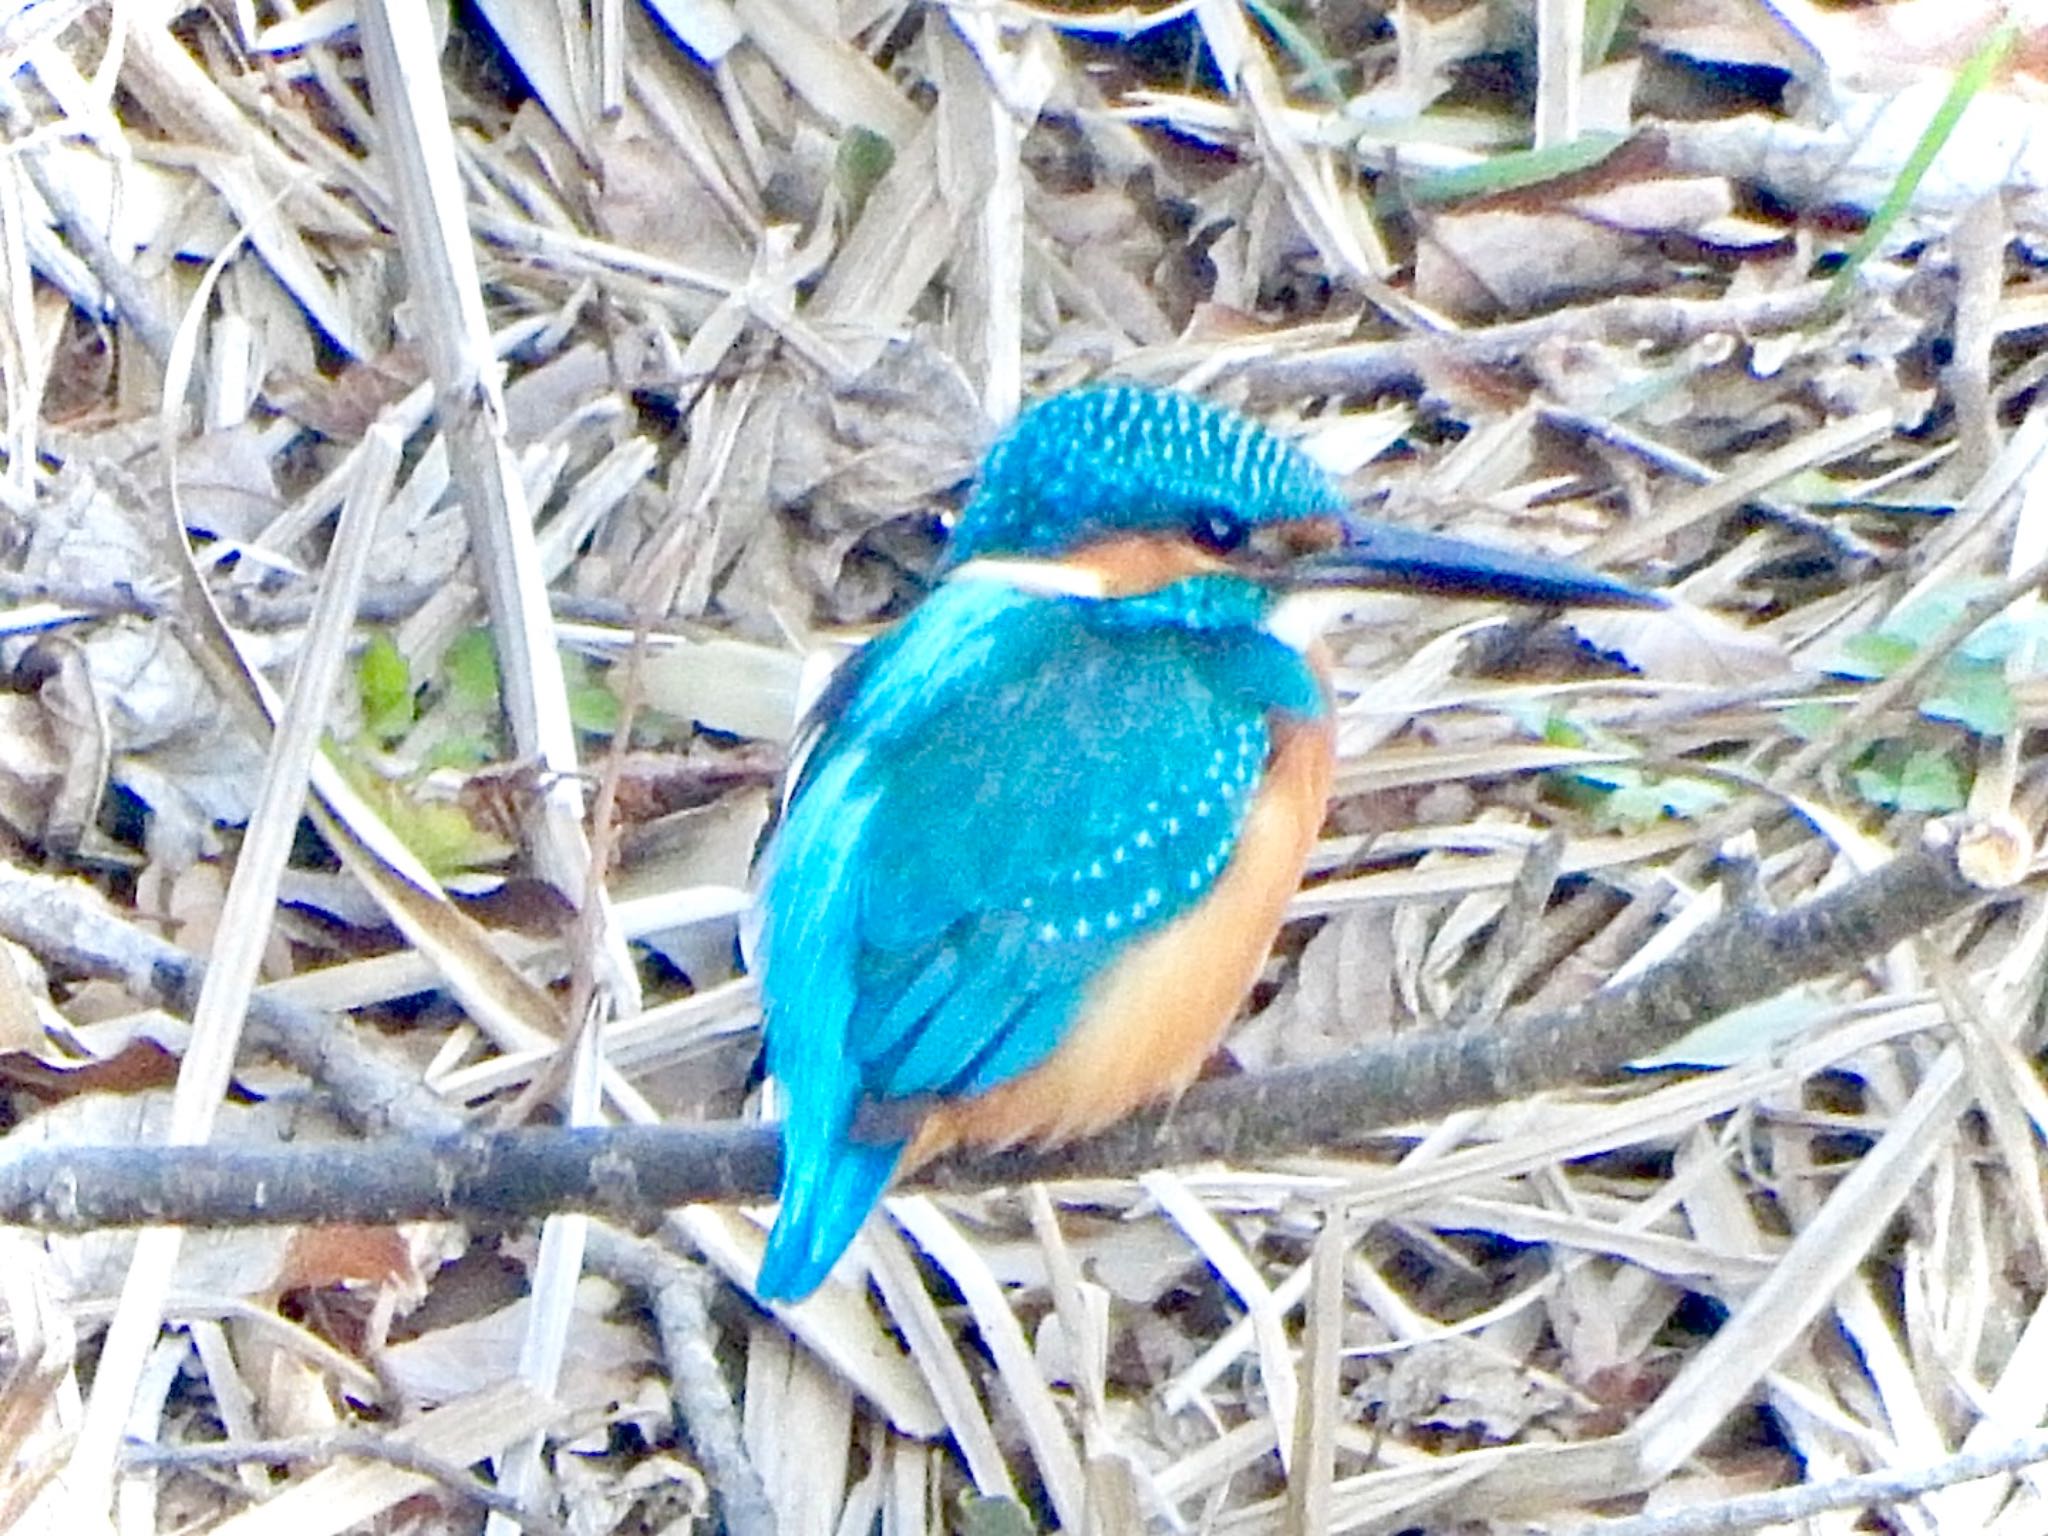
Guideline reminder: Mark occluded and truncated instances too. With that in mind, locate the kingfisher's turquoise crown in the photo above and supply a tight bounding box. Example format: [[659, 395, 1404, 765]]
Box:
[[941, 383, 1345, 566]]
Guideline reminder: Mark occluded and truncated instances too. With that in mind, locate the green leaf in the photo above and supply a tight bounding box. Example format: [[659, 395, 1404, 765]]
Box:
[[1850, 761, 1901, 809], [329, 753, 514, 874], [399, 799, 517, 875], [1585, 0, 1628, 64], [1599, 774, 1728, 828], [836, 127, 895, 223], [1571, 762, 1641, 793], [1600, 782, 1671, 827], [1922, 667, 2016, 737], [570, 682, 620, 735], [954, 1493, 1038, 1536], [1849, 739, 1909, 808], [1652, 776, 1730, 818], [357, 632, 415, 741], [1885, 588, 1978, 646], [561, 652, 623, 736], [1782, 701, 1842, 742], [1837, 630, 1917, 680], [442, 629, 501, 710], [422, 733, 495, 772], [1545, 772, 1603, 814], [1896, 747, 1965, 814], [1955, 606, 2048, 665], [1779, 469, 1849, 506]]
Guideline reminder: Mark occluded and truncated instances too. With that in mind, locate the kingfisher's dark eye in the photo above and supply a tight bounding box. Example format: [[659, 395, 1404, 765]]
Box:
[[1192, 509, 1249, 554]]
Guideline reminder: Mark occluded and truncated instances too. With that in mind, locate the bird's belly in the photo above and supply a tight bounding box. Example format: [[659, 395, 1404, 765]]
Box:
[[904, 713, 1335, 1166]]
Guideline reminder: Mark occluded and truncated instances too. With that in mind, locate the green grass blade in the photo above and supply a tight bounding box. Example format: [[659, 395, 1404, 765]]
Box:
[[1827, 23, 2018, 302]]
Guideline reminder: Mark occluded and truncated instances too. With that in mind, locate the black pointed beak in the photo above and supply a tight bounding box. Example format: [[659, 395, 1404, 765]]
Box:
[[1284, 519, 1663, 609]]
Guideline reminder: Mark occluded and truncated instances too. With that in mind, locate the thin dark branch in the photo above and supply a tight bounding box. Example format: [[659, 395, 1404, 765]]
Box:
[[0, 816, 2023, 1230], [586, 1225, 776, 1536], [0, 862, 464, 1141], [1234, 284, 1845, 401]]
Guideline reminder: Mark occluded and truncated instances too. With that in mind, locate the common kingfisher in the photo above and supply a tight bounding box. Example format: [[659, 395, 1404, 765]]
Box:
[[752, 384, 1654, 1301]]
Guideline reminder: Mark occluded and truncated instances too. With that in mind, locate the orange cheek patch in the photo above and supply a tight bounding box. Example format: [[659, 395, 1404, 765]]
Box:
[[1066, 534, 1227, 596], [903, 712, 1336, 1168]]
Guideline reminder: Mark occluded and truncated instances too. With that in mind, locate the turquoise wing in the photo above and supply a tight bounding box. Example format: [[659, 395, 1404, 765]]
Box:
[[754, 576, 1319, 1298]]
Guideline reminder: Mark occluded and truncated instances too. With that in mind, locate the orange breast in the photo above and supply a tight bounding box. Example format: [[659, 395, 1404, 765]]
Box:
[[902, 709, 1336, 1166]]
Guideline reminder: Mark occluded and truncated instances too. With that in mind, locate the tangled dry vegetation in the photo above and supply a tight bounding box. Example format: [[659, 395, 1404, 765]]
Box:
[[4, 1, 2048, 1532]]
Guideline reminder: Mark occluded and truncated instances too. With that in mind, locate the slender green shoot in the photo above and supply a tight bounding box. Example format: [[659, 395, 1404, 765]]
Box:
[[1245, 0, 1345, 106], [1401, 130, 1626, 206], [1827, 23, 2018, 303]]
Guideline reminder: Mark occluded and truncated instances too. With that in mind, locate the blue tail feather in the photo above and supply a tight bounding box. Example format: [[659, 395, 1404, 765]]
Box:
[[756, 1134, 905, 1302]]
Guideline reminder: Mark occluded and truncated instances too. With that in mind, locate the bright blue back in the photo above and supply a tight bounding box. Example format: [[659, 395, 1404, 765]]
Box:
[[754, 575, 1324, 1298]]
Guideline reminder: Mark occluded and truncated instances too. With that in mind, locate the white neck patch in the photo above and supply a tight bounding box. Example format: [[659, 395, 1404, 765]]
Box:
[[957, 557, 1359, 654], [950, 557, 1108, 600], [1265, 588, 1363, 653]]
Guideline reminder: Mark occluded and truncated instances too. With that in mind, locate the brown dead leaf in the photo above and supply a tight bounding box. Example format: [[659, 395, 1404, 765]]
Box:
[[172, 427, 284, 542], [1416, 206, 1675, 320], [594, 131, 756, 284], [0, 695, 65, 850], [1231, 909, 1399, 1073], [380, 1279, 655, 1411], [0, 941, 52, 1056], [1378, 1332, 1577, 1441], [1570, 602, 1794, 687]]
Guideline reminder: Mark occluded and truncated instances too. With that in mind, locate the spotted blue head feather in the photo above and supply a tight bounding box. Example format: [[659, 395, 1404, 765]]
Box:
[[940, 384, 1345, 567]]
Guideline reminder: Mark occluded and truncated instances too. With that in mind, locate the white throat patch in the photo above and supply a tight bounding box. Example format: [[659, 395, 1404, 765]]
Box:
[[1265, 588, 1364, 653], [949, 557, 1109, 600]]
